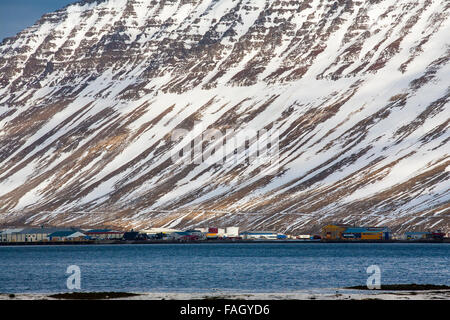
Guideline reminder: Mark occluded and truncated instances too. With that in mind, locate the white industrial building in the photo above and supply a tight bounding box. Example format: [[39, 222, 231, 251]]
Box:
[[141, 228, 182, 235], [0, 229, 24, 242], [240, 231, 279, 240], [84, 229, 124, 240], [225, 227, 239, 237], [48, 231, 87, 241], [0, 228, 64, 242]]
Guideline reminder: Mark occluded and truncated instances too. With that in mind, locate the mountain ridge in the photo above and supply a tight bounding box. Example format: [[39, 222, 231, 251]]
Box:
[[0, 0, 448, 234]]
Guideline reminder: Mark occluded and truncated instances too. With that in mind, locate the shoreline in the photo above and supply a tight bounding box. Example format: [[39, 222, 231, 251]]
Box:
[[1, 239, 449, 246], [2, 289, 450, 300]]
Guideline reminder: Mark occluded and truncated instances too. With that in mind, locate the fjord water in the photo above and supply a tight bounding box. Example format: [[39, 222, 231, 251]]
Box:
[[0, 243, 449, 294]]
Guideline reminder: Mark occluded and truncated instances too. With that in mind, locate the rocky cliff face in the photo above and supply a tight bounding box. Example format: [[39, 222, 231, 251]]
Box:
[[0, 0, 448, 233]]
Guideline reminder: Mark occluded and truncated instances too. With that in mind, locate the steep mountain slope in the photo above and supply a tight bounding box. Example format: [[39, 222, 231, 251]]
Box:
[[0, 0, 449, 234]]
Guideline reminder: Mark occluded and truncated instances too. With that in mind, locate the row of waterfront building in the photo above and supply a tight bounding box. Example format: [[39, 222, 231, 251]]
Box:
[[0, 227, 123, 243], [0, 226, 294, 243], [138, 227, 293, 241], [321, 224, 447, 241], [0, 224, 447, 243]]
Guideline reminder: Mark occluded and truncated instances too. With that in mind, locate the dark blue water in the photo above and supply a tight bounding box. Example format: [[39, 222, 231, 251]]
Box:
[[0, 243, 448, 293]]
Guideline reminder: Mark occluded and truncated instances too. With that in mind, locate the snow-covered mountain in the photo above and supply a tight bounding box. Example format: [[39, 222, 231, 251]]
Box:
[[0, 0, 449, 234]]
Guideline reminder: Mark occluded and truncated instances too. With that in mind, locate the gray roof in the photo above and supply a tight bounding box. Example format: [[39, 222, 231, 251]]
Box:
[[405, 231, 430, 235], [0, 228, 24, 235], [17, 228, 76, 235], [48, 231, 85, 238]]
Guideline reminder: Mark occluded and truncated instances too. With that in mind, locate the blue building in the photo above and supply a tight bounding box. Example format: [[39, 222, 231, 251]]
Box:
[[340, 227, 391, 240]]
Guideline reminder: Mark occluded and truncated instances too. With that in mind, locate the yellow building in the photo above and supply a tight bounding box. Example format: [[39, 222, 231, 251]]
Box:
[[322, 225, 391, 240], [361, 232, 383, 240], [322, 224, 351, 240]]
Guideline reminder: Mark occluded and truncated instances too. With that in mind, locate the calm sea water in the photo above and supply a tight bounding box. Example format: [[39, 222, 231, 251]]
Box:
[[0, 243, 448, 293]]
